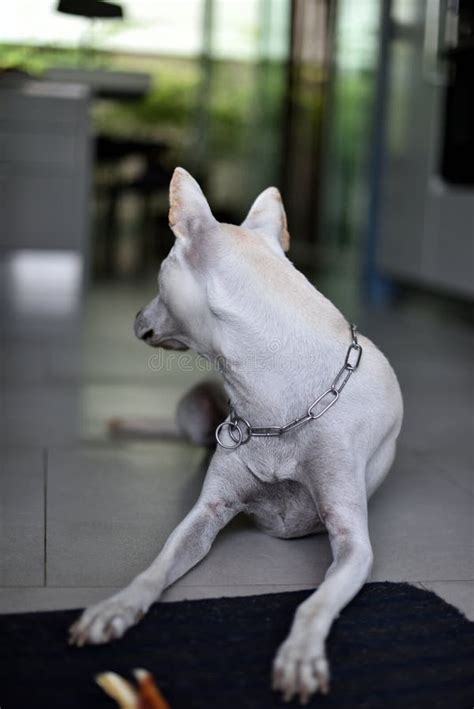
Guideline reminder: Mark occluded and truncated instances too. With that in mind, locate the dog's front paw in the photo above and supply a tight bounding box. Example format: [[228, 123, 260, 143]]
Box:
[[68, 594, 146, 647], [272, 633, 330, 705]]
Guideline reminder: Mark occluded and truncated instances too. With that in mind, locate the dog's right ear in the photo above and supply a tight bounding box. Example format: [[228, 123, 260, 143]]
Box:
[[168, 167, 217, 240], [241, 187, 290, 253]]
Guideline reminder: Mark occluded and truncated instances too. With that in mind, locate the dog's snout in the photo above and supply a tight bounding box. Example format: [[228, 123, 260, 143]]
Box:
[[136, 308, 143, 319]]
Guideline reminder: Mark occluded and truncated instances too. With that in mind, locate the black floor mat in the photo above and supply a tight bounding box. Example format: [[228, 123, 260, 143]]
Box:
[[1, 582, 473, 708]]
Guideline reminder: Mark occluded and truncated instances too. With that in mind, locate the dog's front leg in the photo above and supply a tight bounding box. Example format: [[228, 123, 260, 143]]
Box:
[[69, 455, 243, 646], [272, 489, 373, 704]]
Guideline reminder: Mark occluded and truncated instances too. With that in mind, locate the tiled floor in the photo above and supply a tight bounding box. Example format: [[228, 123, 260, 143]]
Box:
[[1, 262, 473, 622]]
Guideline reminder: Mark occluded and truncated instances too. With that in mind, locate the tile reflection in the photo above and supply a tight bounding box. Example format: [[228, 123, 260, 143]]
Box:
[[4, 250, 83, 318]]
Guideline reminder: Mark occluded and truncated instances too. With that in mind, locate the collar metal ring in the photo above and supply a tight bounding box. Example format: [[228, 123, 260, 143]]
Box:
[[215, 420, 243, 449], [229, 416, 252, 444]]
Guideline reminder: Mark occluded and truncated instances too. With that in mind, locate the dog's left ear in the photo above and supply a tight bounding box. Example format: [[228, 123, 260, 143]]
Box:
[[168, 167, 218, 241], [241, 187, 290, 253]]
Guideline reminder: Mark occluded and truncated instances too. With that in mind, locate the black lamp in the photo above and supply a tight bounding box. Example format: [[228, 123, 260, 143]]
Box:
[[57, 0, 124, 19]]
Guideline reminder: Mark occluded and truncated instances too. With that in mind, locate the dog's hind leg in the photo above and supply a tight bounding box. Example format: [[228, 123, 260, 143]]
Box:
[[109, 379, 227, 447], [365, 428, 398, 498], [272, 471, 373, 704], [176, 379, 228, 446], [69, 453, 243, 646]]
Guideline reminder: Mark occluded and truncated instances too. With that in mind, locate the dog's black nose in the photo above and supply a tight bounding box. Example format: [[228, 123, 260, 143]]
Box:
[[141, 328, 154, 341]]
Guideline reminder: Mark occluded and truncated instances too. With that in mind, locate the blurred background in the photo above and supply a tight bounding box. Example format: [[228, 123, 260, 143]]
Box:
[[0, 1, 472, 617], [2, 0, 472, 298]]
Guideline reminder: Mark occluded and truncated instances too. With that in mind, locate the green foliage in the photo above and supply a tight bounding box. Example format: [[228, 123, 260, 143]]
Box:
[[93, 61, 201, 141], [0, 43, 95, 73]]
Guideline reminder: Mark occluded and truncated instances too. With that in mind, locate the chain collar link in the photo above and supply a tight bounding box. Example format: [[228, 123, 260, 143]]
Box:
[[215, 323, 362, 450]]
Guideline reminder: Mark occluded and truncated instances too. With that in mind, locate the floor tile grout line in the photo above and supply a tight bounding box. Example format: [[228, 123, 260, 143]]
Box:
[[42, 448, 48, 588], [429, 464, 474, 500], [407, 448, 474, 500], [416, 578, 474, 584], [1, 580, 473, 591]]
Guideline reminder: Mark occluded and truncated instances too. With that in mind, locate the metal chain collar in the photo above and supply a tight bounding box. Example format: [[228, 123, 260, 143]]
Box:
[[215, 323, 362, 450]]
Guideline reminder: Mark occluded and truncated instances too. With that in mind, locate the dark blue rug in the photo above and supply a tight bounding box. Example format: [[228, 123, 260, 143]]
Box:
[[0, 582, 473, 708]]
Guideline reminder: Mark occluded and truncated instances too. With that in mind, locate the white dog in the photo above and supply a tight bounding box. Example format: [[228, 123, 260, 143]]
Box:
[[70, 168, 403, 704]]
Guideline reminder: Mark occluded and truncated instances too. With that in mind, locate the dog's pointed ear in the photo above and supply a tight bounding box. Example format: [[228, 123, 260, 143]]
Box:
[[168, 167, 217, 240], [241, 187, 290, 253]]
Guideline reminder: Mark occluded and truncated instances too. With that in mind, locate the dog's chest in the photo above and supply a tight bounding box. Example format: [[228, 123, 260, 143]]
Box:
[[244, 478, 324, 539]]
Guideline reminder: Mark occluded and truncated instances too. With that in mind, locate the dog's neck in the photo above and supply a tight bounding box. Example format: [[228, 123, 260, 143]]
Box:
[[212, 317, 348, 427]]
